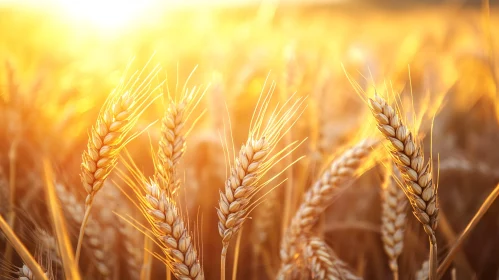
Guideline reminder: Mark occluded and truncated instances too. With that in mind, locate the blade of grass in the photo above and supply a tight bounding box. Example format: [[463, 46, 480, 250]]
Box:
[[43, 159, 82, 280]]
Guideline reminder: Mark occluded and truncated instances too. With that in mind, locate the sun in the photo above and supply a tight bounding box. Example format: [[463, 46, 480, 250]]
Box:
[[54, 0, 159, 30]]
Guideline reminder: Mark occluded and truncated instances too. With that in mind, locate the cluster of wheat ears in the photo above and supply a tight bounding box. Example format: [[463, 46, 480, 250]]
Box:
[[0, 57, 498, 280]]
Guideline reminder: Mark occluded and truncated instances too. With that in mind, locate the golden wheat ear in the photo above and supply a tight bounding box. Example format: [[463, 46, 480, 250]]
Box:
[[154, 69, 208, 195], [368, 94, 439, 280], [76, 60, 162, 264], [217, 83, 307, 280], [119, 169, 204, 280], [278, 139, 378, 279], [118, 149, 204, 280]]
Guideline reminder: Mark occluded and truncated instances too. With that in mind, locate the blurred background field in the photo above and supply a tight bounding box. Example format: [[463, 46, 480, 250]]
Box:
[[1, 0, 499, 279]]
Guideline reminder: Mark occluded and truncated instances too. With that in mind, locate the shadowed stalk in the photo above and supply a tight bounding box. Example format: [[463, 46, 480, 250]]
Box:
[[140, 235, 153, 280], [4, 139, 19, 264], [437, 183, 499, 278], [232, 229, 243, 280]]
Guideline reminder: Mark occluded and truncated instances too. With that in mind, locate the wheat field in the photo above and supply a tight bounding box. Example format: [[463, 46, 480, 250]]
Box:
[[0, 1, 499, 279]]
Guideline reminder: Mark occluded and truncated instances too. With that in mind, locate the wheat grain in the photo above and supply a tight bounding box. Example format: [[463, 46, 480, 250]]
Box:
[[304, 237, 361, 280], [278, 139, 378, 278], [368, 94, 439, 279], [380, 165, 407, 280], [415, 260, 429, 280], [18, 264, 35, 280]]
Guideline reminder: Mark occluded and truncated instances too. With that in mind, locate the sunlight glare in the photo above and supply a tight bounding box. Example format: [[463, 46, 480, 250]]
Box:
[[54, 0, 159, 30]]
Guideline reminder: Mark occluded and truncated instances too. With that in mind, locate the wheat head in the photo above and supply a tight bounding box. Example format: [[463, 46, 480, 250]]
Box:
[[117, 213, 143, 280], [77, 62, 162, 263], [368, 94, 439, 279], [155, 84, 206, 194], [217, 91, 305, 252], [278, 139, 377, 277], [142, 181, 203, 280], [380, 165, 407, 280], [81, 63, 161, 206]]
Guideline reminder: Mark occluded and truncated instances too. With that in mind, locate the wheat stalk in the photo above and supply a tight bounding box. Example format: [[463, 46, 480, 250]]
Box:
[[0, 215, 48, 280], [217, 88, 306, 280], [304, 237, 361, 280], [380, 165, 407, 280], [43, 162, 80, 280], [368, 94, 439, 280], [278, 139, 378, 278], [76, 62, 162, 263]]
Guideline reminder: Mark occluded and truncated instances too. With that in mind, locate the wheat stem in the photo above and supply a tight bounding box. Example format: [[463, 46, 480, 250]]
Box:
[[0, 215, 48, 280], [43, 161, 81, 280]]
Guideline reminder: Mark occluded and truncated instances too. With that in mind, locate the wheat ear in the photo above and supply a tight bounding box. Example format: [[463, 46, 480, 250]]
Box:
[[217, 89, 306, 280], [368, 95, 439, 280], [278, 139, 377, 278], [77, 63, 162, 263], [118, 215, 143, 279], [155, 80, 206, 194], [381, 165, 407, 280], [304, 237, 361, 280], [139, 181, 203, 279]]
